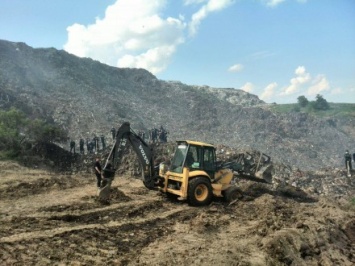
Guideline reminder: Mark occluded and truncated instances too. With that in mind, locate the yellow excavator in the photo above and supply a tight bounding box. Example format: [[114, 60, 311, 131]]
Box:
[[99, 122, 273, 206]]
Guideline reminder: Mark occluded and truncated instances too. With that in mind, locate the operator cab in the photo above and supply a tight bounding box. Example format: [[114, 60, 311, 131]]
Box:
[[169, 140, 217, 177]]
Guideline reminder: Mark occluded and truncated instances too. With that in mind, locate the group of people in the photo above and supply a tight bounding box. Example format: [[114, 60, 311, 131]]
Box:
[[70, 124, 169, 156], [147, 126, 169, 143], [344, 150, 355, 171], [111, 125, 169, 143], [69, 135, 106, 155]]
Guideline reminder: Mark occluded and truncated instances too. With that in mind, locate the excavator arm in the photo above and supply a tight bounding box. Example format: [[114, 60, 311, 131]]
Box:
[[102, 122, 156, 189]]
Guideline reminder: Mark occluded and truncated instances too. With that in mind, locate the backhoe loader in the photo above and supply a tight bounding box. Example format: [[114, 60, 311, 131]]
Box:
[[99, 122, 273, 206]]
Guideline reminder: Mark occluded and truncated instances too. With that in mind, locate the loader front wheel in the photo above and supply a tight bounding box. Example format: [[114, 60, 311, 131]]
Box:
[[188, 177, 213, 206], [223, 186, 243, 203]]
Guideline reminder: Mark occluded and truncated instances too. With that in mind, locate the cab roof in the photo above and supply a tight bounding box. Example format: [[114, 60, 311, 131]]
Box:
[[176, 140, 214, 148]]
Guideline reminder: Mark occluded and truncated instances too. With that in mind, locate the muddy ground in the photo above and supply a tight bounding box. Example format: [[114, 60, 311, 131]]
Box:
[[0, 161, 354, 266]]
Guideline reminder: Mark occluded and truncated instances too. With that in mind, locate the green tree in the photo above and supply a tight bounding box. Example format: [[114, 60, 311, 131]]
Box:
[[311, 94, 330, 110], [0, 108, 28, 157], [297, 95, 309, 107], [0, 108, 67, 159], [28, 119, 67, 144]]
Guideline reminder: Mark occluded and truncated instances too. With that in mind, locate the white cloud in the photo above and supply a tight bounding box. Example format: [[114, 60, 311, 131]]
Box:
[[188, 0, 235, 36], [307, 74, 330, 96], [330, 87, 343, 95], [240, 82, 254, 93], [184, 0, 208, 5], [260, 82, 278, 101], [117, 45, 177, 74], [250, 50, 275, 60], [265, 0, 286, 7], [228, 64, 244, 72], [276, 66, 335, 103], [64, 0, 235, 74], [280, 66, 311, 95], [64, 0, 186, 74], [263, 0, 307, 8]]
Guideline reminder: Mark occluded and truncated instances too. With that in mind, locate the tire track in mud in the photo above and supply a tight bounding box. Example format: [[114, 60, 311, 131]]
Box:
[[0, 199, 193, 265], [0, 172, 196, 265], [0, 186, 159, 238], [0, 165, 189, 264], [0, 197, 188, 242]]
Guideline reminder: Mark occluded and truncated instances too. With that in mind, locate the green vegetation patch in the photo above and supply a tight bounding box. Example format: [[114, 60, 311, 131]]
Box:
[[0, 107, 68, 160], [268, 95, 355, 119]]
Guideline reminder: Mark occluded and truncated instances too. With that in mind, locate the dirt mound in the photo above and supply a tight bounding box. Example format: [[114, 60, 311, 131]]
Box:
[[0, 175, 90, 200], [0, 163, 354, 265], [344, 219, 355, 243], [0, 160, 25, 171]]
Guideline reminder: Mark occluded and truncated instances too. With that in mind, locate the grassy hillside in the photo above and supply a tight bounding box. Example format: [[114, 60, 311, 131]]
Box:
[[268, 103, 355, 119]]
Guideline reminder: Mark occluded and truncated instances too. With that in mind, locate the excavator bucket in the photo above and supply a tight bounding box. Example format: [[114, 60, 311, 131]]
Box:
[[98, 178, 113, 202], [254, 164, 273, 184]]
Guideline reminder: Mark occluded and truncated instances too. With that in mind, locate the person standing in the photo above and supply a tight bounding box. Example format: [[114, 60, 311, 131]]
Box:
[[70, 140, 75, 154], [111, 127, 116, 140], [94, 158, 102, 188], [100, 134, 106, 150], [86, 138, 91, 153], [93, 135, 100, 152], [345, 150, 352, 170], [79, 138, 85, 154]]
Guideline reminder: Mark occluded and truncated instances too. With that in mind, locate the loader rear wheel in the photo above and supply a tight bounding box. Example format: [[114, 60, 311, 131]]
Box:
[[223, 186, 243, 203], [188, 177, 213, 206]]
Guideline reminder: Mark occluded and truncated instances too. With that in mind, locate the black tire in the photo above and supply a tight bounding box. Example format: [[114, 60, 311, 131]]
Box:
[[223, 186, 243, 202], [188, 177, 213, 206]]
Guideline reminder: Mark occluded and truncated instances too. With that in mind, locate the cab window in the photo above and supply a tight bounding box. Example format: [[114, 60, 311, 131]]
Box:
[[203, 147, 215, 171]]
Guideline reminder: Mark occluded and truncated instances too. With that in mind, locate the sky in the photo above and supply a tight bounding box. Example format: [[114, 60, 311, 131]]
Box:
[[0, 0, 354, 104]]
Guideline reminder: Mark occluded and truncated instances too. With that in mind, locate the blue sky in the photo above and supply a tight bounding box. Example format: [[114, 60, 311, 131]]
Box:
[[0, 0, 354, 104]]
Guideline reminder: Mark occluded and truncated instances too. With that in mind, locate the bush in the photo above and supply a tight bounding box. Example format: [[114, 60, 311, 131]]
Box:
[[292, 106, 301, 112]]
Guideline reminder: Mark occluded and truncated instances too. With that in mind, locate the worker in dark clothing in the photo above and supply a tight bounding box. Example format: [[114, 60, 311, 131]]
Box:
[[94, 158, 102, 188], [93, 136, 99, 152], [70, 140, 75, 154], [100, 135, 106, 150], [86, 138, 91, 153], [79, 138, 85, 154], [150, 128, 158, 143], [111, 127, 116, 140], [345, 150, 352, 170]]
